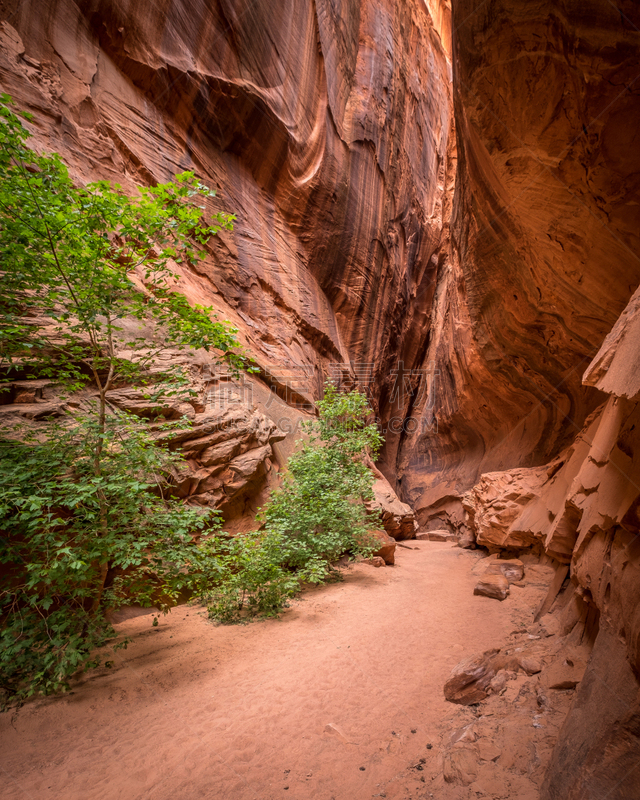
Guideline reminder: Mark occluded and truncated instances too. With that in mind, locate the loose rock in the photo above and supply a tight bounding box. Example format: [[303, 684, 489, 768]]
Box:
[[443, 744, 479, 785], [444, 649, 500, 705], [368, 529, 396, 565], [426, 529, 457, 542], [542, 657, 586, 690], [482, 555, 525, 583], [474, 574, 510, 600]]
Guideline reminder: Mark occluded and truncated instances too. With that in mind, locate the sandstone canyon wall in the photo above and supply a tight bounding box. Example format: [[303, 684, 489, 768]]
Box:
[[2, 0, 640, 796], [0, 0, 453, 413], [436, 3, 640, 797], [0, 0, 452, 527], [403, 0, 640, 526]]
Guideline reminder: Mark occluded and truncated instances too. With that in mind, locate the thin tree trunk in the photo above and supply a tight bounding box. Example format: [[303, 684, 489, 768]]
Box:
[[91, 366, 111, 614]]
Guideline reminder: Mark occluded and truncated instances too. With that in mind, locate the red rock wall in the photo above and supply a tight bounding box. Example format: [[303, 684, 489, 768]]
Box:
[[438, 4, 640, 795], [400, 0, 640, 527], [0, 0, 452, 414], [3, 0, 638, 560], [461, 285, 640, 798], [2, 2, 640, 790], [0, 0, 452, 530]]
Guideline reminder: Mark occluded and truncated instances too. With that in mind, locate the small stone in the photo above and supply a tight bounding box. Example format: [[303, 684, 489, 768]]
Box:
[[517, 657, 542, 675], [324, 723, 350, 742], [542, 657, 586, 690], [444, 649, 500, 704], [482, 556, 525, 583], [450, 724, 477, 744], [443, 744, 479, 785], [477, 741, 501, 762], [363, 529, 397, 564], [488, 671, 507, 695], [473, 574, 509, 600], [359, 766, 366, 771]]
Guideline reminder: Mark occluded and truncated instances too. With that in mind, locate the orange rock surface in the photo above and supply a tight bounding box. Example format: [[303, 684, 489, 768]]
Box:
[[1, 0, 640, 795]]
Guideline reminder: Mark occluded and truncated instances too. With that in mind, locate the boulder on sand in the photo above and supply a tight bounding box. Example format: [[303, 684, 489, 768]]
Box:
[[473, 574, 510, 600]]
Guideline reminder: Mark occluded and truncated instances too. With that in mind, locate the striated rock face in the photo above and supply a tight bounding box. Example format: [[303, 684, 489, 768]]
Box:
[[428, 3, 640, 794], [463, 255, 640, 796], [400, 0, 640, 525], [542, 621, 640, 800], [462, 466, 551, 551], [158, 401, 286, 521], [2, 1, 640, 793], [0, 0, 452, 527], [0, 0, 452, 408]]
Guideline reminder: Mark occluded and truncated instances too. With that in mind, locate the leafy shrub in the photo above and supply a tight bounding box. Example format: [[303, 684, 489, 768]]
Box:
[[203, 531, 299, 623], [263, 384, 383, 578], [205, 385, 384, 623], [0, 413, 224, 707]]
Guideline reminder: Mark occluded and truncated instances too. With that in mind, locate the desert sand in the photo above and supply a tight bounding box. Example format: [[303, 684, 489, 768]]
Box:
[[1, 542, 556, 800]]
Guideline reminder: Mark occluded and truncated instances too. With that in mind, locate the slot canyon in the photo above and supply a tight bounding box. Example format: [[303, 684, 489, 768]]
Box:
[[1, 1, 639, 798]]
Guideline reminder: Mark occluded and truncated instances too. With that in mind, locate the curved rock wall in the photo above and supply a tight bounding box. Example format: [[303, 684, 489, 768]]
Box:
[[436, 4, 640, 795], [461, 284, 640, 799], [3, 0, 638, 562], [400, 0, 640, 526], [2, 1, 640, 792], [0, 0, 452, 530], [0, 0, 452, 405]]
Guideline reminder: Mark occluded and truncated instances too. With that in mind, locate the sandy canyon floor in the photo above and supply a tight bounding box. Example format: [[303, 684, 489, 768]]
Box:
[[0, 542, 573, 800]]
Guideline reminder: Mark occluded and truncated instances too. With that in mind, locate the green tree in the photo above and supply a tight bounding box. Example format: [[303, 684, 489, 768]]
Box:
[[263, 383, 383, 578], [0, 94, 243, 401], [206, 385, 383, 622], [0, 95, 244, 705], [0, 417, 224, 705]]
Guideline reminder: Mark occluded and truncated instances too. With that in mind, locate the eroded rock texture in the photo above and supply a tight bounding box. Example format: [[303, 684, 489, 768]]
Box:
[[2, 0, 640, 794], [434, 3, 640, 796], [463, 286, 640, 799], [0, 0, 450, 529], [0, 0, 452, 407], [401, 0, 640, 524]]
